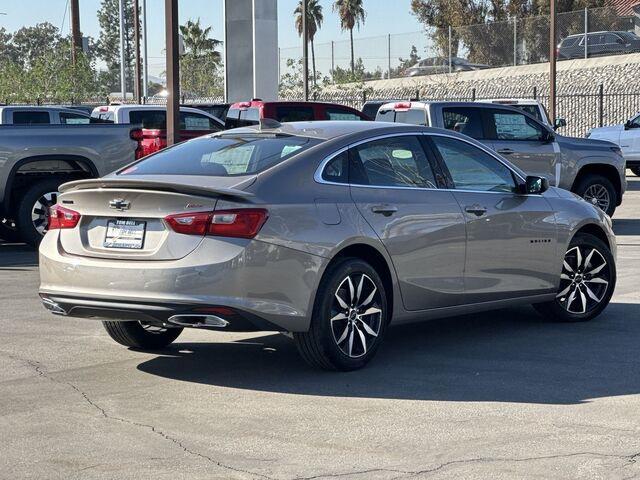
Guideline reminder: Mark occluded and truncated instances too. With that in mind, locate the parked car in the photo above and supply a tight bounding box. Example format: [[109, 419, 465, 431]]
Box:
[[558, 31, 640, 60], [225, 100, 370, 129], [404, 57, 489, 77], [0, 106, 94, 125], [361, 100, 403, 120], [91, 104, 224, 157], [184, 103, 231, 121], [477, 99, 567, 130], [0, 124, 141, 245], [38, 121, 616, 370], [587, 112, 640, 176], [376, 101, 625, 216]]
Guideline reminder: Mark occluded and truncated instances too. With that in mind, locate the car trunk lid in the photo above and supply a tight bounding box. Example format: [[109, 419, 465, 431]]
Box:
[[56, 175, 255, 260]]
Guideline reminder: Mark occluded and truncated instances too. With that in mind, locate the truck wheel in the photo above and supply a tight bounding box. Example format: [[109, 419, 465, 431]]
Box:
[[16, 178, 65, 247], [573, 175, 617, 217], [630, 167, 640, 177]]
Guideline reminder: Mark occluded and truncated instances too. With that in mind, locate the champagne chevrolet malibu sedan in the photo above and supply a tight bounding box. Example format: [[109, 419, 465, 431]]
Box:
[[39, 121, 617, 371]]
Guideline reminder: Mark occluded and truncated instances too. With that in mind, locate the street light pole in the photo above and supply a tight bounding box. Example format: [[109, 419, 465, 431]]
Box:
[[549, 0, 557, 125], [165, 0, 180, 146], [142, 0, 149, 100], [302, 0, 309, 101], [119, 0, 127, 101], [133, 0, 142, 104], [70, 0, 81, 66]]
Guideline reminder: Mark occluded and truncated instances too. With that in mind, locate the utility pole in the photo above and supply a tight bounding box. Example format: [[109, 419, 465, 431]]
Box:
[[142, 0, 149, 100], [549, 0, 557, 124], [119, 0, 127, 101], [133, 0, 142, 103], [302, 0, 309, 101], [70, 0, 82, 65], [165, 0, 180, 146]]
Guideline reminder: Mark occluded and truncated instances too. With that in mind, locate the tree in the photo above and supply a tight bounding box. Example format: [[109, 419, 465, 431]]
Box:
[[333, 0, 366, 74], [11, 23, 62, 68], [96, 0, 138, 94], [179, 19, 223, 97], [294, 0, 324, 86], [389, 45, 421, 78]]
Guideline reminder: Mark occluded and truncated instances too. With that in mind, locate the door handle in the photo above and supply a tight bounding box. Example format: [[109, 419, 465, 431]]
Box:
[[497, 148, 514, 155], [371, 205, 398, 216], [465, 205, 487, 216]]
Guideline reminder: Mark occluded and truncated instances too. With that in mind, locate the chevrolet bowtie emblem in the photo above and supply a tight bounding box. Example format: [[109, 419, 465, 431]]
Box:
[[109, 199, 131, 211]]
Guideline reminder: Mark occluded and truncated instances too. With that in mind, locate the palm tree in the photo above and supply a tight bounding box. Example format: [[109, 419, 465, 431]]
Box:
[[294, 0, 324, 86], [179, 18, 222, 63], [333, 0, 366, 74]]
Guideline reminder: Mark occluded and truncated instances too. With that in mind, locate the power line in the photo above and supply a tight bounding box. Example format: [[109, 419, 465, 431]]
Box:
[[60, 0, 70, 33]]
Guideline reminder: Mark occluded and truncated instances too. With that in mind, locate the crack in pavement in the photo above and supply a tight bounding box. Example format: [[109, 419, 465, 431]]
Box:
[[1, 351, 275, 480]]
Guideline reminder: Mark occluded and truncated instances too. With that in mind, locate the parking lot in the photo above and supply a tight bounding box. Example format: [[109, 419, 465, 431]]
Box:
[[0, 177, 639, 480]]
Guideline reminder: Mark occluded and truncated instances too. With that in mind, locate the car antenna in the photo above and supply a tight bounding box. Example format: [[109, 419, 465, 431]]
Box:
[[259, 118, 282, 130]]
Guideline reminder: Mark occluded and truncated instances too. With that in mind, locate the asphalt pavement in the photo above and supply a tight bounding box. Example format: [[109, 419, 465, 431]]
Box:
[[2, 177, 640, 479]]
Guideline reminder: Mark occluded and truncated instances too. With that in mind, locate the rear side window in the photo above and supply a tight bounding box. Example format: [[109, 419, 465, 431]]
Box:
[[129, 110, 166, 129], [180, 112, 220, 131], [60, 112, 91, 124], [350, 136, 437, 188], [13, 111, 50, 125], [442, 107, 484, 139], [325, 107, 362, 121], [561, 37, 580, 48], [321, 150, 349, 183], [120, 135, 321, 177], [275, 106, 315, 122]]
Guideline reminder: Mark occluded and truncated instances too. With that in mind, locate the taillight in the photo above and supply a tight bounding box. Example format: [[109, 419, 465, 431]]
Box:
[[164, 209, 268, 239], [49, 205, 81, 230], [131, 128, 145, 159], [394, 102, 411, 111]]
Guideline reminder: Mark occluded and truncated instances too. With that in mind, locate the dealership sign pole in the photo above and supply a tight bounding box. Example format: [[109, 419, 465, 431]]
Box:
[[549, 0, 557, 125]]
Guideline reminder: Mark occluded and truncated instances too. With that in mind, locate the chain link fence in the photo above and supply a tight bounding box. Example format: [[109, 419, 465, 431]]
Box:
[[279, 6, 638, 83]]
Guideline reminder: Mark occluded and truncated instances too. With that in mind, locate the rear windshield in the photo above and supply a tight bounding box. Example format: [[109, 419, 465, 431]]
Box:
[[514, 105, 544, 123], [376, 108, 427, 125], [119, 134, 321, 177]]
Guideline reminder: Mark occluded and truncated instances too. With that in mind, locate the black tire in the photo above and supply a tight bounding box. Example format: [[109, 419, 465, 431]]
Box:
[[534, 233, 615, 322], [15, 177, 67, 247], [572, 174, 617, 217], [630, 167, 640, 177], [102, 321, 183, 349], [294, 258, 389, 371]]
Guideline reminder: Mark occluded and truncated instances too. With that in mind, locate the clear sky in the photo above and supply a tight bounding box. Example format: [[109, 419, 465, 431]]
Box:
[[0, 0, 423, 76]]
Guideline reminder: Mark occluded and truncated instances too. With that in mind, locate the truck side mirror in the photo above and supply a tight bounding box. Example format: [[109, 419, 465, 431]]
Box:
[[554, 118, 567, 130]]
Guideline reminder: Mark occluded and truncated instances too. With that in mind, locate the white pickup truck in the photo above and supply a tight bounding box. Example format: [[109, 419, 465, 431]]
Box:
[[587, 113, 640, 176]]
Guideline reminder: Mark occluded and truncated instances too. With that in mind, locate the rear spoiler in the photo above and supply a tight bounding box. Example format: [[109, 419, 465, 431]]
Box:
[[59, 178, 254, 201]]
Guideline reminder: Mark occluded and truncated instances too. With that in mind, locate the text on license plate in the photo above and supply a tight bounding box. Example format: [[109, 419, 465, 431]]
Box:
[[104, 219, 146, 249]]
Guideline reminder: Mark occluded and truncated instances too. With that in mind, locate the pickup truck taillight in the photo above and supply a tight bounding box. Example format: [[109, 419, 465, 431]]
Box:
[[49, 205, 81, 230], [131, 129, 145, 159], [165, 209, 268, 239]]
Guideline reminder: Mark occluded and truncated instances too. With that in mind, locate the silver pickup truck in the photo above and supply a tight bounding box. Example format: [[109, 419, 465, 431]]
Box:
[[376, 101, 626, 216], [0, 124, 139, 245]]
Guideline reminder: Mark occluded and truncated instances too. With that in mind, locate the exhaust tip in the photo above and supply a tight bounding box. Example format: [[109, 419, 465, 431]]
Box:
[[41, 297, 67, 315], [167, 314, 229, 329]]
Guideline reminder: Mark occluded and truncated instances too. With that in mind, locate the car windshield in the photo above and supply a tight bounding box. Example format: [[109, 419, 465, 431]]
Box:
[[119, 134, 321, 177]]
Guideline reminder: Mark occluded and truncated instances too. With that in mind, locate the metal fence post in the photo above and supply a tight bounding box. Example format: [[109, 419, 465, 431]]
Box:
[[362, 91, 367, 106], [277, 47, 280, 85], [598, 84, 604, 127], [387, 34, 391, 79], [331, 41, 335, 83], [513, 17, 517, 66], [448, 26, 452, 73], [472, 88, 476, 101], [533, 86, 537, 99], [584, 8, 588, 59]]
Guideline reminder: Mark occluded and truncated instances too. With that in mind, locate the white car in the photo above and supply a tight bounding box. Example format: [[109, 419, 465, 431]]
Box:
[[478, 99, 567, 130], [587, 113, 640, 176], [90, 104, 224, 130]]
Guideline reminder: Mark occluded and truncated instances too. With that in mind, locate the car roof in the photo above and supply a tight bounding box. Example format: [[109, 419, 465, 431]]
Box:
[[229, 100, 360, 110], [478, 98, 542, 106], [91, 104, 221, 118]]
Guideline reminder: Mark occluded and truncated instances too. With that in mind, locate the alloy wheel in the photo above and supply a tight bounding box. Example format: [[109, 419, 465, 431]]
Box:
[[556, 245, 610, 314], [330, 274, 383, 358], [31, 191, 59, 235], [582, 184, 610, 213]]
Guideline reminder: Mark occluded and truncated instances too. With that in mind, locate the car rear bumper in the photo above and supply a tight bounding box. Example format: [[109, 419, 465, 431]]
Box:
[[39, 231, 327, 332]]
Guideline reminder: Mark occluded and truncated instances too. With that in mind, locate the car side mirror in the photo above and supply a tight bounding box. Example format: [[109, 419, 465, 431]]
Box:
[[554, 118, 567, 130], [524, 176, 549, 194], [625, 120, 635, 130]]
